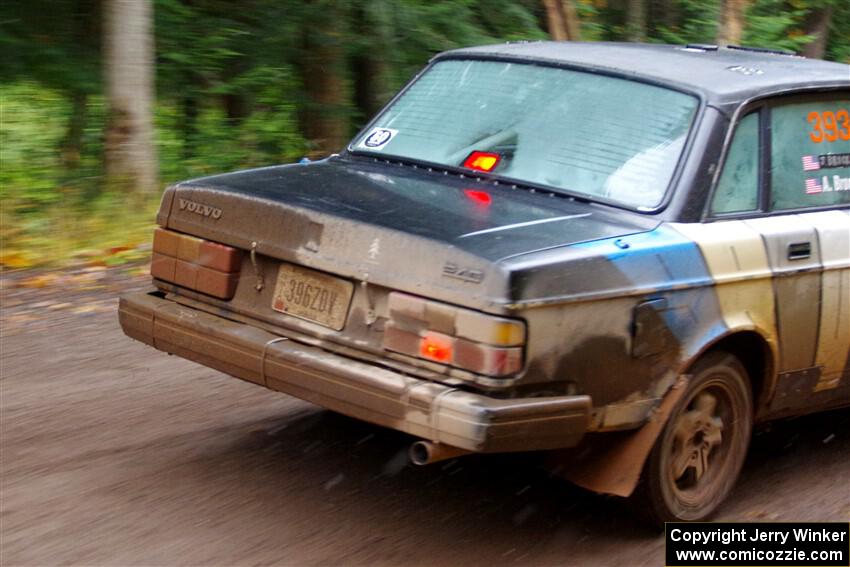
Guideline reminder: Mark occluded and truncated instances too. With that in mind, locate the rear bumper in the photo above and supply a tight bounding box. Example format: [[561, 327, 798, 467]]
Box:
[[118, 290, 591, 452]]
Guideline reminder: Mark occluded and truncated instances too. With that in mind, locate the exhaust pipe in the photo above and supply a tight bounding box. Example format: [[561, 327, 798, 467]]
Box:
[[409, 441, 469, 465]]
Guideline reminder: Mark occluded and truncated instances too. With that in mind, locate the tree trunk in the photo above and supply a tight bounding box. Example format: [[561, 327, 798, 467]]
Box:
[[543, 0, 568, 40], [299, 5, 350, 155], [180, 90, 198, 161], [716, 0, 748, 46], [352, 2, 390, 125], [103, 0, 157, 194], [61, 0, 94, 172], [542, 0, 581, 41], [353, 54, 389, 125], [224, 93, 250, 125], [801, 5, 833, 59], [626, 0, 647, 42], [560, 0, 582, 41], [655, 0, 680, 29], [61, 90, 88, 170], [222, 58, 251, 126]]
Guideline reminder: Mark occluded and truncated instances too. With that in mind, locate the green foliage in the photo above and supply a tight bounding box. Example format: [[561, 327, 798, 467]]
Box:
[[0, 0, 100, 94], [1, 83, 75, 209], [477, 0, 548, 41], [745, 0, 811, 53], [824, 1, 850, 63], [1, 81, 109, 210], [1, 0, 849, 267], [574, 0, 606, 41], [652, 0, 721, 45], [156, 76, 306, 182]]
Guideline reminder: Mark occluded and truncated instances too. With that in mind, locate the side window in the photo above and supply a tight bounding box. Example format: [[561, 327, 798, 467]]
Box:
[[770, 99, 850, 210], [711, 112, 760, 215]]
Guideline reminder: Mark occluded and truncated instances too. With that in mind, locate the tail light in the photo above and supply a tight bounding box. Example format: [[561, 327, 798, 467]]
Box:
[[383, 292, 525, 377], [151, 228, 242, 299]]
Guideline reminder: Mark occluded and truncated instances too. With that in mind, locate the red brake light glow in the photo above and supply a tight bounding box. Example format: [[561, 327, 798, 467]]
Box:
[[463, 189, 492, 206], [419, 332, 454, 363], [383, 292, 526, 378], [463, 151, 501, 173]]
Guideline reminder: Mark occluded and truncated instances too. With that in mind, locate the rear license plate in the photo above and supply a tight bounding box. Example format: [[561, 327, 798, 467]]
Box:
[[271, 263, 354, 330]]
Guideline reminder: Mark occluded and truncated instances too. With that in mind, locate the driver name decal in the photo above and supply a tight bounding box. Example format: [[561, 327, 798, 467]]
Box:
[[801, 153, 850, 171], [805, 175, 850, 195]]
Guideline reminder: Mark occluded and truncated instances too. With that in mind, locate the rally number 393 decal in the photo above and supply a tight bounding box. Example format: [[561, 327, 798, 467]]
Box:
[[807, 109, 850, 143]]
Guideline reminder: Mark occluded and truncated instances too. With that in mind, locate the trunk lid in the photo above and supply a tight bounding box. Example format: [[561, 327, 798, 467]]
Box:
[[160, 156, 656, 309]]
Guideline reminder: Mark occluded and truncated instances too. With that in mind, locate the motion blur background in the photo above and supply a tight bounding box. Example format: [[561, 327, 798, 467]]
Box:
[[1, 0, 849, 268], [2, 5, 849, 564]]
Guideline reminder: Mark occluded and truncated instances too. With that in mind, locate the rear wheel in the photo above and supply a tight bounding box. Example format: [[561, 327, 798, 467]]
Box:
[[636, 351, 752, 524]]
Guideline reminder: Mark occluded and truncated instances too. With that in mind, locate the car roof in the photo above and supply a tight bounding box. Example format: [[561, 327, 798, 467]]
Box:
[[437, 42, 850, 109]]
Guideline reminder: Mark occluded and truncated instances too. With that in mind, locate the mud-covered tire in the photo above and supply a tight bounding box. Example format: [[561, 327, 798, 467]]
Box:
[[634, 351, 752, 525]]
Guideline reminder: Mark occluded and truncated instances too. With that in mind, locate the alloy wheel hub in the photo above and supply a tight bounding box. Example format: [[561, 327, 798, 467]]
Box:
[[671, 392, 724, 483]]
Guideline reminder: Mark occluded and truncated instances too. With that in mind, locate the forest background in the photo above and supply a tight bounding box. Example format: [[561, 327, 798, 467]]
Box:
[[2, 0, 848, 267]]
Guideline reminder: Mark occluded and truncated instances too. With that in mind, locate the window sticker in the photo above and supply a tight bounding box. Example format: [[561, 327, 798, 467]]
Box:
[[806, 109, 850, 143], [802, 153, 850, 171], [359, 128, 398, 150], [821, 153, 849, 169], [805, 175, 850, 195], [801, 155, 820, 171], [772, 101, 850, 210]]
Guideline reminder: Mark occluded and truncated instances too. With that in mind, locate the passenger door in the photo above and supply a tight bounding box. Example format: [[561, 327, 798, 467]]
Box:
[[707, 94, 850, 415], [765, 97, 850, 403]]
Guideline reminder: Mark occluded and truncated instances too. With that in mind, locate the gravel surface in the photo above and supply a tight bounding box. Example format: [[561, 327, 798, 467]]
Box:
[[2, 267, 848, 566]]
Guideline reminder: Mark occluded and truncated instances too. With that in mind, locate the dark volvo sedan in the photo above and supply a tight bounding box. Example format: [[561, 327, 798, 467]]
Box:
[[120, 42, 850, 523]]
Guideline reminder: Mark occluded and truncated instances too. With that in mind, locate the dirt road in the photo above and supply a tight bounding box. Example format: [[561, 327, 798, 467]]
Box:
[[2, 267, 848, 566]]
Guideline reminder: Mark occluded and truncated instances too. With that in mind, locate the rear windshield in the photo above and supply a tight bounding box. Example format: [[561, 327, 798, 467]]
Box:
[[350, 59, 699, 209]]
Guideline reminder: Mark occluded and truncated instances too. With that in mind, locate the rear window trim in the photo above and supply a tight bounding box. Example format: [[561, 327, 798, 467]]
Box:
[[345, 53, 707, 215]]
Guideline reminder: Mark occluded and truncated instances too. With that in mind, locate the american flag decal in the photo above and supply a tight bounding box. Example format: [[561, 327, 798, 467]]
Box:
[[805, 178, 823, 194], [802, 155, 820, 171]]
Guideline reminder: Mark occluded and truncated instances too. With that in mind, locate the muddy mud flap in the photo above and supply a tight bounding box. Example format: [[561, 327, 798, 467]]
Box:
[[549, 376, 689, 497]]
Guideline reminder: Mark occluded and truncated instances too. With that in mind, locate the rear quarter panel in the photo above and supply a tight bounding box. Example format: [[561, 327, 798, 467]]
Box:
[[505, 215, 849, 428]]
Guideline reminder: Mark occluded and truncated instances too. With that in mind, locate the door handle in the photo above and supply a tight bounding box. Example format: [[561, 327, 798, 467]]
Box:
[[787, 241, 811, 261]]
